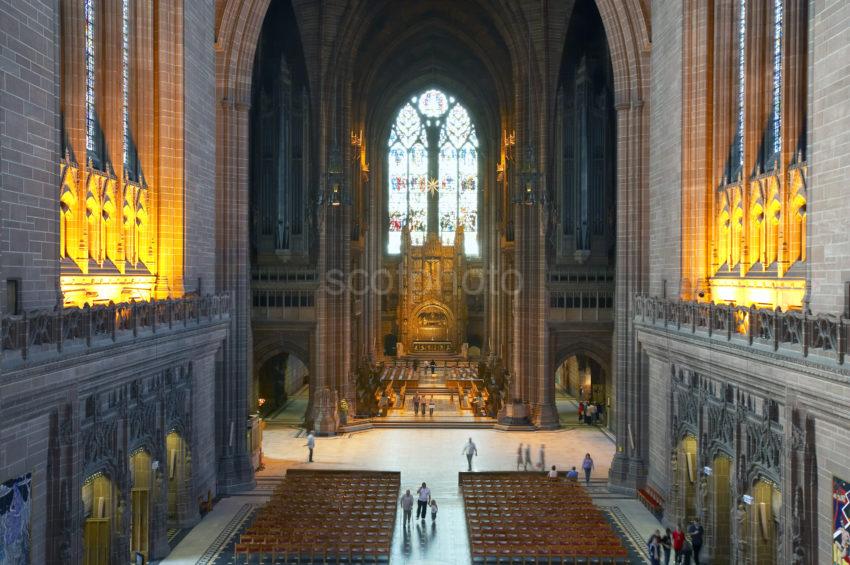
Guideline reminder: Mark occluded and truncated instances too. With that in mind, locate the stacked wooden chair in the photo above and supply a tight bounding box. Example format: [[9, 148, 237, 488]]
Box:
[[460, 473, 629, 564], [234, 470, 400, 563]]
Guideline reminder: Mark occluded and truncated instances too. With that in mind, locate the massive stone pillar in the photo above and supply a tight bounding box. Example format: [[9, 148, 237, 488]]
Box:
[[608, 98, 650, 492], [313, 103, 352, 434], [214, 99, 255, 492], [499, 143, 557, 429]]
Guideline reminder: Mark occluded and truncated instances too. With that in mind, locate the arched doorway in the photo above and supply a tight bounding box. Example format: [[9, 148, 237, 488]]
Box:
[[555, 353, 607, 403], [678, 436, 698, 523], [710, 455, 733, 562], [166, 431, 190, 526], [82, 473, 114, 565], [257, 351, 309, 418], [129, 449, 152, 562], [748, 478, 781, 564]]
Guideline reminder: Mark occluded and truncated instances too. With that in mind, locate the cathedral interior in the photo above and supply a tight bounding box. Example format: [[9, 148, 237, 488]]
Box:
[[0, 0, 848, 563]]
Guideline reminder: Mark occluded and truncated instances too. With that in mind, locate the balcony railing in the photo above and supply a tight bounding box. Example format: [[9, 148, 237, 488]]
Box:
[[549, 290, 614, 322], [633, 295, 847, 366], [251, 289, 316, 322], [1, 294, 230, 367]]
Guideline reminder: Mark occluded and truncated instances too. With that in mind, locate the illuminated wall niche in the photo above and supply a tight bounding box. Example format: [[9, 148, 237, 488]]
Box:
[[699, 0, 807, 311], [59, 0, 182, 307]]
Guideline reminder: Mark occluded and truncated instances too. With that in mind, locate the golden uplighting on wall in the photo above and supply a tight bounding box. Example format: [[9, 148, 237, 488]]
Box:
[[709, 277, 805, 311], [58, 159, 180, 308], [61, 274, 156, 308]]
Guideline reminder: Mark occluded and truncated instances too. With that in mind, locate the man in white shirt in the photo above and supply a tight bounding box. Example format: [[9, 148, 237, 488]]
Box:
[[399, 489, 414, 526], [305, 430, 315, 462], [462, 437, 478, 471], [416, 482, 431, 521], [586, 402, 597, 424]]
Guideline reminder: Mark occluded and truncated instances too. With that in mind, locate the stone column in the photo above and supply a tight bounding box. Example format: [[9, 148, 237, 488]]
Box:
[[215, 99, 254, 491], [313, 92, 351, 434], [681, 0, 713, 299], [609, 97, 650, 492]]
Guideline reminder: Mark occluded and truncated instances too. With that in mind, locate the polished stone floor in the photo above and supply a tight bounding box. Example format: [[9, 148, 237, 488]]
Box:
[[159, 424, 660, 565]]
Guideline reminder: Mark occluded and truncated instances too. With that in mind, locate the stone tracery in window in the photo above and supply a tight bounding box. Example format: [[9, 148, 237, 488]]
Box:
[[387, 89, 479, 256]]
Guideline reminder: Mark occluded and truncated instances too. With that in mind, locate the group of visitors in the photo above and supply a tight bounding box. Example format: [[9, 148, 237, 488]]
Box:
[[577, 400, 604, 425], [399, 482, 438, 527], [411, 393, 436, 416], [648, 519, 704, 565], [515, 443, 545, 472], [515, 444, 595, 484]]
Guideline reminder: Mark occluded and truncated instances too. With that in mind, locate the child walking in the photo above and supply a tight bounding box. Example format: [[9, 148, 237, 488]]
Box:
[[430, 498, 438, 521]]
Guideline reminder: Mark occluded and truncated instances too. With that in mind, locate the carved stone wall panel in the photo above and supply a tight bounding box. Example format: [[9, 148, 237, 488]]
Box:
[[669, 362, 789, 563]]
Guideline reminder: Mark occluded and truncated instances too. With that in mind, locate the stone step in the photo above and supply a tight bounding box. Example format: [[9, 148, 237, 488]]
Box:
[[371, 419, 496, 429]]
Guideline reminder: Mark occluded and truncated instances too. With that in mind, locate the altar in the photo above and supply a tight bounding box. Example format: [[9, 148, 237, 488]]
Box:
[[411, 341, 454, 353], [396, 228, 468, 355]]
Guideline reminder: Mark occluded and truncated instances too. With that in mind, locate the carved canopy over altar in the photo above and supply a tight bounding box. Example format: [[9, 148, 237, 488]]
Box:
[[397, 227, 467, 354]]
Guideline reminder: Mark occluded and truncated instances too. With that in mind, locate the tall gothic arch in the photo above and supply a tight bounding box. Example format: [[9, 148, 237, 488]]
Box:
[[215, 0, 650, 488]]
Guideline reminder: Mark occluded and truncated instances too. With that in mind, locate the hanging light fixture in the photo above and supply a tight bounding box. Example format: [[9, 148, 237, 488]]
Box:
[[519, 145, 540, 206], [512, 26, 543, 207], [326, 143, 344, 207], [322, 81, 348, 208]]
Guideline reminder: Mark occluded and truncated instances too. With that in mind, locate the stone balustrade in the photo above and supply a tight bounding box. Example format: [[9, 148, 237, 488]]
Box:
[[633, 294, 847, 366], [1, 294, 230, 368]]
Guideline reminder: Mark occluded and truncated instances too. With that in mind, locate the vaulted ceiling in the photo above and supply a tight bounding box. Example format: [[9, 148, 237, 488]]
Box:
[[341, 0, 522, 141]]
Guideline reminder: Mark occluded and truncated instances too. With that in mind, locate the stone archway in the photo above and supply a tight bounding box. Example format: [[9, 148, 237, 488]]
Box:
[[216, 0, 649, 445], [129, 449, 153, 562], [165, 431, 192, 528], [678, 435, 699, 522], [82, 473, 115, 565], [710, 454, 734, 563]]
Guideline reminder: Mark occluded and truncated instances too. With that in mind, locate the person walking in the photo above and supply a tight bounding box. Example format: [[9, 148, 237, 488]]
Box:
[[687, 518, 704, 564], [462, 437, 478, 471], [420, 398, 427, 416], [660, 527, 672, 564], [581, 453, 594, 484], [523, 444, 532, 471], [413, 393, 420, 416], [537, 444, 546, 471], [648, 533, 662, 565], [516, 443, 524, 470], [578, 401, 584, 423], [429, 359, 436, 374], [429, 498, 438, 521], [428, 395, 435, 417], [416, 482, 431, 521], [305, 430, 315, 462], [586, 402, 597, 424], [680, 535, 694, 565], [671, 523, 685, 564], [400, 489, 414, 526]]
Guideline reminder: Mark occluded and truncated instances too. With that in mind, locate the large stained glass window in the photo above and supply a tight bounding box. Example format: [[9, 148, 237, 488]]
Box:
[[439, 103, 479, 254], [122, 0, 130, 170], [771, 0, 783, 160], [85, 0, 96, 157], [387, 103, 428, 253], [386, 89, 479, 256], [734, 0, 746, 176]]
